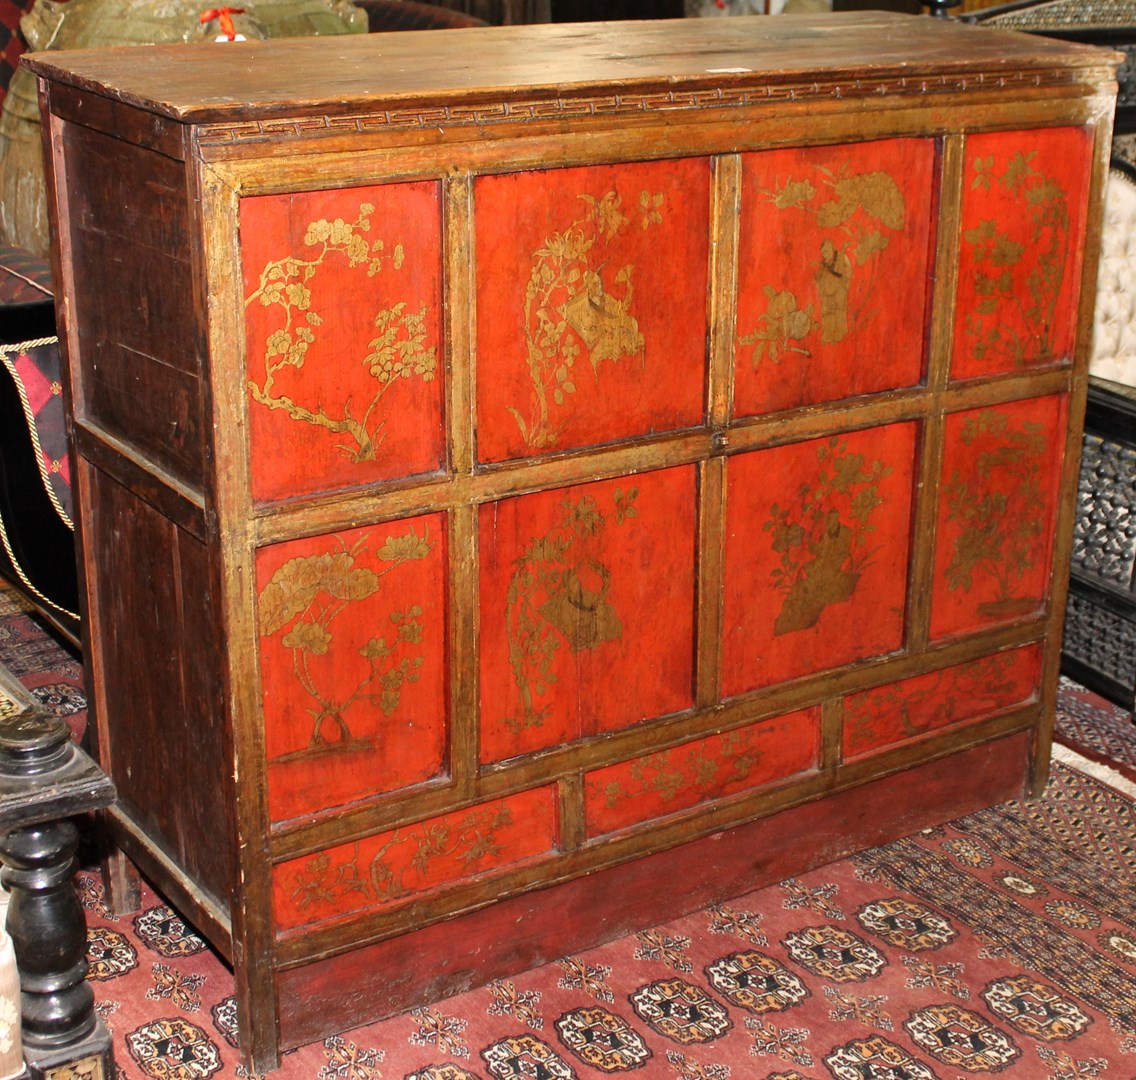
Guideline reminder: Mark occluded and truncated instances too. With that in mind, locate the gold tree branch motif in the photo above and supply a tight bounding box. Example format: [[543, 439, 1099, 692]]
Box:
[[943, 410, 1048, 617], [847, 653, 1021, 745], [598, 729, 766, 810], [764, 438, 892, 636], [739, 167, 905, 368], [286, 803, 514, 914], [510, 190, 665, 448], [245, 203, 437, 462], [258, 526, 432, 758], [503, 486, 638, 734], [964, 150, 1071, 368]]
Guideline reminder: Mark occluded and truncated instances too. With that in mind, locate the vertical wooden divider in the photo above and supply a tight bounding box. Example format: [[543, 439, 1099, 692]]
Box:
[[444, 174, 479, 797], [1032, 112, 1117, 796], [820, 697, 844, 771], [197, 159, 280, 1071], [906, 135, 965, 657], [697, 154, 740, 711]]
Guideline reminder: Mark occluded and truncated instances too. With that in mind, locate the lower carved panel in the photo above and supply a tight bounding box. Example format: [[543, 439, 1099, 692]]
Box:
[[842, 646, 1041, 760], [1062, 590, 1136, 694], [272, 786, 559, 933], [582, 707, 820, 837]]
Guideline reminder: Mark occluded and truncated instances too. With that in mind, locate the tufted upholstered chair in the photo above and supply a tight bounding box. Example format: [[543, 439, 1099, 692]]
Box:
[[1090, 162, 1136, 388]]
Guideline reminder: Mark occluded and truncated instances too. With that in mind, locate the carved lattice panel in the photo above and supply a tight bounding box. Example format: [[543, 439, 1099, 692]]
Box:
[[1072, 433, 1136, 588]]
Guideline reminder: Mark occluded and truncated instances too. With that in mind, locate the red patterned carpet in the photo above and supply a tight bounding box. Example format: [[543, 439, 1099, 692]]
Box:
[[2, 583, 1135, 1080]]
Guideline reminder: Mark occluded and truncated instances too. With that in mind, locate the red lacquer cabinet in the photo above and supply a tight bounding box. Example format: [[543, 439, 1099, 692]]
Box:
[[26, 15, 1117, 1070]]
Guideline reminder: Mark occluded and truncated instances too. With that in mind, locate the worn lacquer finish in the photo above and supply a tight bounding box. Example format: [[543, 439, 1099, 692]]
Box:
[[952, 127, 1093, 380], [241, 183, 445, 502], [478, 467, 697, 763], [475, 160, 709, 460], [735, 138, 935, 415], [930, 395, 1069, 640], [27, 14, 1117, 1072], [722, 422, 918, 695], [255, 515, 448, 824]]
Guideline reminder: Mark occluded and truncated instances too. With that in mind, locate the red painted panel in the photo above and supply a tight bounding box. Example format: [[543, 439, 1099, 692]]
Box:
[[478, 467, 697, 764], [474, 160, 710, 462], [722, 423, 917, 697], [273, 786, 558, 933], [256, 514, 448, 824], [952, 127, 1092, 380], [843, 645, 1041, 760], [930, 395, 1067, 641], [241, 183, 445, 502], [734, 138, 935, 417], [584, 707, 820, 837]]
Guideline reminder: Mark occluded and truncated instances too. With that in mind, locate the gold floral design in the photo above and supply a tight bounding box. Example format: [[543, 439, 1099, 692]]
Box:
[[740, 166, 905, 367], [765, 438, 891, 635], [287, 803, 513, 912], [943, 410, 1048, 617], [503, 487, 637, 733], [848, 653, 1022, 746], [598, 731, 765, 810], [245, 203, 437, 461], [511, 190, 665, 448], [964, 150, 1070, 367], [258, 527, 432, 757]]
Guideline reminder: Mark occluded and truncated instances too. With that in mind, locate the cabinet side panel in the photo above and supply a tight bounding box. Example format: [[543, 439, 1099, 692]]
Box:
[[84, 462, 234, 903], [61, 121, 203, 487]]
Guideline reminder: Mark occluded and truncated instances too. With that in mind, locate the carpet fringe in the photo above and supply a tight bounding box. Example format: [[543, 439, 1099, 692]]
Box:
[[1053, 742, 1136, 799]]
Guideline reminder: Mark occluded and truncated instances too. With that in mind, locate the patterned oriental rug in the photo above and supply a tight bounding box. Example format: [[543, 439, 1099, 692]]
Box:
[[2, 583, 1136, 1080]]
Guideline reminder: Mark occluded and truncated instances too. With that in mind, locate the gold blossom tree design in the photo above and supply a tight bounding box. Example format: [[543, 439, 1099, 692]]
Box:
[[765, 438, 892, 636], [598, 730, 766, 810], [245, 203, 437, 461], [943, 411, 1048, 618], [964, 150, 1070, 368], [286, 803, 514, 912], [258, 527, 432, 757], [847, 653, 1020, 744], [504, 486, 638, 733], [740, 166, 906, 367], [512, 190, 665, 448]]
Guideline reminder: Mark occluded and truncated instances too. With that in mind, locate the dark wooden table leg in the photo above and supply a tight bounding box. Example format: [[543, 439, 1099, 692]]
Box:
[[0, 665, 115, 1080]]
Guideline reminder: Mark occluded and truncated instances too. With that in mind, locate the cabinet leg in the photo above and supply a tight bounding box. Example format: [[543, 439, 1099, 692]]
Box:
[[101, 849, 141, 916]]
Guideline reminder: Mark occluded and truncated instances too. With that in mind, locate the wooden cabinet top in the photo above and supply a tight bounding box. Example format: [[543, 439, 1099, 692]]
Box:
[[23, 13, 1120, 125]]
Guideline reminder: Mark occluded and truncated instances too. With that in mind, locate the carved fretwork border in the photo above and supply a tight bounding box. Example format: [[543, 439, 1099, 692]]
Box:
[[196, 66, 1091, 145]]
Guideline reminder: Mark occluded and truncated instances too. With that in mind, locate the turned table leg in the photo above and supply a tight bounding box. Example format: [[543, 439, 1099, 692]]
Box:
[[0, 665, 115, 1080]]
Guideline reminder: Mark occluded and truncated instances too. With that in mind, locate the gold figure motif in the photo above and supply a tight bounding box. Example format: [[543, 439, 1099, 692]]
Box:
[[511, 190, 665, 448], [246, 203, 437, 461], [943, 410, 1047, 617], [740, 166, 905, 367], [258, 527, 432, 758], [964, 150, 1070, 367], [765, 438, 891, 635], [503, 487, 637, 733]]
